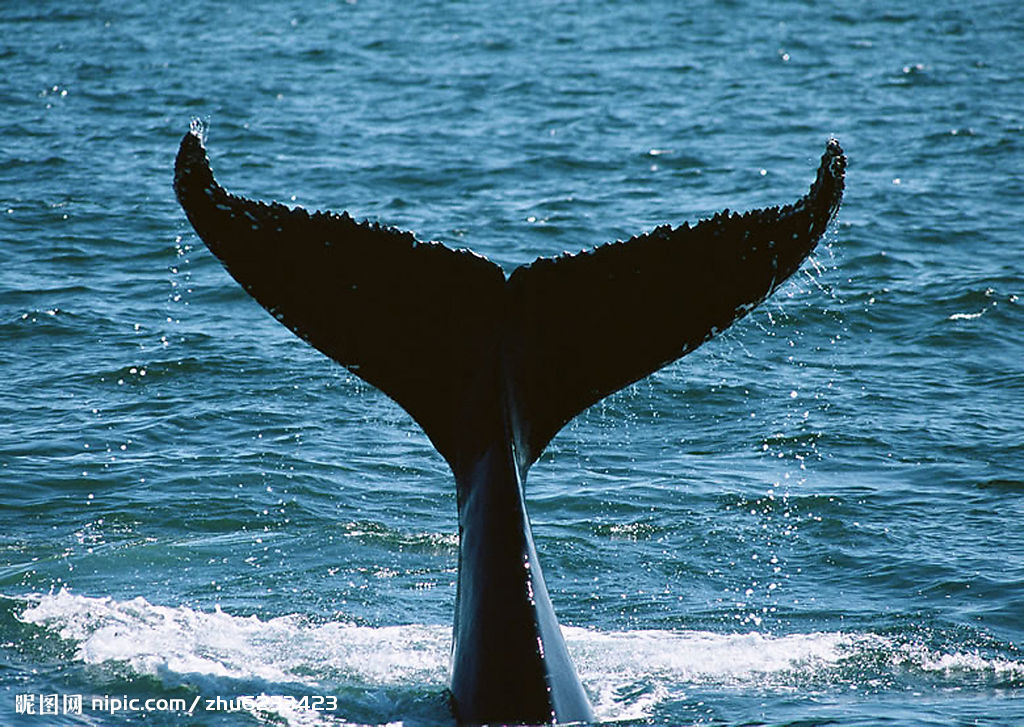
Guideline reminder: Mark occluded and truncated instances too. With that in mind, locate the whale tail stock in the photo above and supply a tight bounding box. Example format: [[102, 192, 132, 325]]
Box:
[[173, 126, 845, 724]]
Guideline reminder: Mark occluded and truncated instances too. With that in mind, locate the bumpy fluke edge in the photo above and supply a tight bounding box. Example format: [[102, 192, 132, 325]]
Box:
[[175, 129, 844, 470], [174, 128, 507, 468], [505, 138, 845, 463]]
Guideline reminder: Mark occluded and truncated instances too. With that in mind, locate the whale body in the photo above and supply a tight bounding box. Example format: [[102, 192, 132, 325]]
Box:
[[173, 126, 845, 725]]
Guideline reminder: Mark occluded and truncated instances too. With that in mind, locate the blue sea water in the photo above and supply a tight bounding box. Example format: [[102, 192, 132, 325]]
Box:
[[2, 0, 1023, 724]]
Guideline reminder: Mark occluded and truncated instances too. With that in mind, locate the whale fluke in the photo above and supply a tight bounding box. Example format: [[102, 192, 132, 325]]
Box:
[[174, 130, 844, 469], [174, 126, 844, 725], [174, 129, 507, 471], [506, 141, 844, 464]]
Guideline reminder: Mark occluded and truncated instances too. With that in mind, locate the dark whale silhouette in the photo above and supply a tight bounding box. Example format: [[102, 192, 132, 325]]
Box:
[[173, 125, 845, 725]]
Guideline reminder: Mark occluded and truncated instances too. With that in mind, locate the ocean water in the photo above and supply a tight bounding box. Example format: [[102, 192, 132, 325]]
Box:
[[2, 0, 1022, 725]]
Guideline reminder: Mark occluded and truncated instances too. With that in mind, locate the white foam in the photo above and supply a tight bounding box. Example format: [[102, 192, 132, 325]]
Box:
[[895, 639, 1024, 679], [567, 626, 857, 683], [14, 590, 1024, 725], [17, 589, 449, 687], [565, 627, 861, 721], [948, 310, 986, 321]]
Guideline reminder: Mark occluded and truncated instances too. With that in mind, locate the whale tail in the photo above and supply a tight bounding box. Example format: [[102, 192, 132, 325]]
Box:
[[174, 129, 845, 471], [174, 127, 844, 724]]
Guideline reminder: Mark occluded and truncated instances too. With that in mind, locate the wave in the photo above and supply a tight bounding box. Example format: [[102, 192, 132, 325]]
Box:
[[9, 590, 1023, 725]]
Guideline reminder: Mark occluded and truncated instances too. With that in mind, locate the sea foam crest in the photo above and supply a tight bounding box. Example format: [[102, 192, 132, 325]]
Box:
[[14, 590, 1024, 725]]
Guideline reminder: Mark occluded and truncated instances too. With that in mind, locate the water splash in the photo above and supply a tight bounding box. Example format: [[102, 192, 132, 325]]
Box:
[[13, 590, 1024, 725]]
